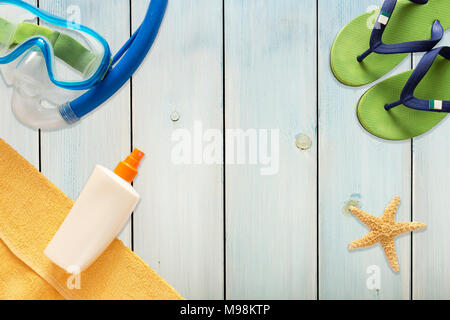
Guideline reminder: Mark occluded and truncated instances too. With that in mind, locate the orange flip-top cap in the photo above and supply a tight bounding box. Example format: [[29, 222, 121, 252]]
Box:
[[114, 148, 145, 183]]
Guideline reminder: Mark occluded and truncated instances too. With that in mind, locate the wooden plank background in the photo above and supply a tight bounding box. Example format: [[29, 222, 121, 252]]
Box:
[[0, 0, 449, 300], [225, 0, 317, 300], [318, 0, 412, 300]]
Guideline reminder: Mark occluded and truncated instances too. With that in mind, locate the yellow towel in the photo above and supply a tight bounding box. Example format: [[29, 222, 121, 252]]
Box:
[[0, 139, 183, 300]]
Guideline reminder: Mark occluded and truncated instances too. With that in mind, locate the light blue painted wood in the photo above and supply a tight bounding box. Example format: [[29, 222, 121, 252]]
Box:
[[413, 118, 450, 300], [39, 0, 133, 248], [132, 0, 224, 299], [5, 0, 450, 300], [225, 0, 317, 300], [0, 0, 39, 167], [412, 34, 450, 299], [318, 0, 412, 300]]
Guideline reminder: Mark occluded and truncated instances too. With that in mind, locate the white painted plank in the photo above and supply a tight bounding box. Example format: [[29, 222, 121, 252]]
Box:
[[413, 122, 450, 300], [412, 36, 450, 299], [225, 0, 317, 300], [318, 0, 412, 299], [132, 0, 224, 299], [0, 0, 39, 167], [40, 0, 133, 248]]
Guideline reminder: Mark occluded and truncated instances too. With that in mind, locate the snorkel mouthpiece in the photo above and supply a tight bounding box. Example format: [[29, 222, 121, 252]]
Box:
[[6, 49, 79, 130], [12, 93, 71, 130], [12, 98, 78, 130]]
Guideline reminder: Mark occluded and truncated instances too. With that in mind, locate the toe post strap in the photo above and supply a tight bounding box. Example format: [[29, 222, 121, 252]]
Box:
[[358, 0, 443, 62], [385, 46, 450, 113]]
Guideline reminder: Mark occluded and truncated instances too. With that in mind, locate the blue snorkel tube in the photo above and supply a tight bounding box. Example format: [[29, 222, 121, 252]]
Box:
[[59, 0, 168, 126]]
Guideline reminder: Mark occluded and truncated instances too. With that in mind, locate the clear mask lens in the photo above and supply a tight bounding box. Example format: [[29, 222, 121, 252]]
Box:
[[4, 49, 83, 130]]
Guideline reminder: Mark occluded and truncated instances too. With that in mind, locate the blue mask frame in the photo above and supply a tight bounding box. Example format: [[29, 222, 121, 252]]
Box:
[[0, 0, 112, 90]]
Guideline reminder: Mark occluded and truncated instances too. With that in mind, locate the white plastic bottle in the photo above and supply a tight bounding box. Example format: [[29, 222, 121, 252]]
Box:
[[44, 149, 145, 272]]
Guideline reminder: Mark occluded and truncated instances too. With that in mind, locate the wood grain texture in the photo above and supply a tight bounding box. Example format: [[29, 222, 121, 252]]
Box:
[[39, 0, 133, 248], [225, 0, 317, 300], [412, 41, 450, 299], [318, 0, 412, 300], [0, 0, 39, 167], [131, 0, 224, 299], [412, 117, 450, 300]]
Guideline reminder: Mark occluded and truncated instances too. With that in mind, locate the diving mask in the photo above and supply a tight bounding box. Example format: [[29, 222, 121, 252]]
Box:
[[0, 0, 167, 130]]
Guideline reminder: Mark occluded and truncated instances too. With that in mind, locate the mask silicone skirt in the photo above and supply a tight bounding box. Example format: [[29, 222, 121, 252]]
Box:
[[0, 0, 167, 130]]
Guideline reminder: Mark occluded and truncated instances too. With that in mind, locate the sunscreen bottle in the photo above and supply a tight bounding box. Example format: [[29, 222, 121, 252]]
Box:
[[44, 149, 144, 272]]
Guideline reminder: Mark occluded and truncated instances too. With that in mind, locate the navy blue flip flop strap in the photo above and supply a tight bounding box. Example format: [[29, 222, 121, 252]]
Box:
[[385, 46, 450, 112], [358, 0, 443, 62]]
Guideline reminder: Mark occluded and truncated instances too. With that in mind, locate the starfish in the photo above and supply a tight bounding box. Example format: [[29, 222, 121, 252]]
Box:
[[349, 196, 426, 272]]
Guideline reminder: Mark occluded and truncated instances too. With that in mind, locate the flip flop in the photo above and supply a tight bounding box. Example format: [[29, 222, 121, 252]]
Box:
[[357, 46, 450, 140], [331, 0, 450, 87]]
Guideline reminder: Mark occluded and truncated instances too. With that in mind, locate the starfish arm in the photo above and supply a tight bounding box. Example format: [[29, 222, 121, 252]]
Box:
[[380, 238, 400, 272], [392, 222, 427, 237], [349, 207, 380, 229], [382, 196, 401, 223], [349, 231, 381, 250]]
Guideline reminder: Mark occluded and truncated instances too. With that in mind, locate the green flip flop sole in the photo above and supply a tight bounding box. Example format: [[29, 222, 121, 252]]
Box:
[[331, 0, 450, 86], [357, 54, 450, 140]]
